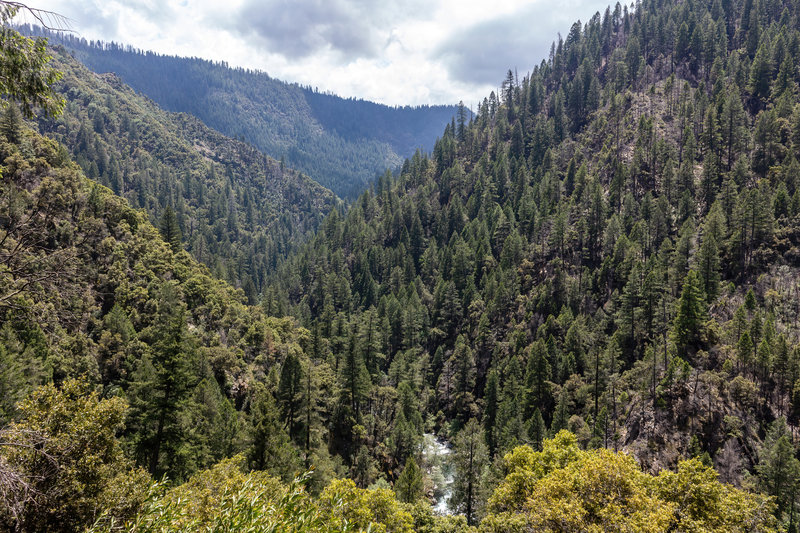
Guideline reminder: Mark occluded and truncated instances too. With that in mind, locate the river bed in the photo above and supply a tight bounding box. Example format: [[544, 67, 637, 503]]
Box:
[[422, 433, 454, 515]]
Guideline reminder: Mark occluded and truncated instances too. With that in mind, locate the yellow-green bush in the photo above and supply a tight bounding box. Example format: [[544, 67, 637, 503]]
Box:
[[481, 431, 777, 533]]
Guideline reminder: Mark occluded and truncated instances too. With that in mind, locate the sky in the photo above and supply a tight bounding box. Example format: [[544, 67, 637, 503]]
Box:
[[25, 0, 613, 107]]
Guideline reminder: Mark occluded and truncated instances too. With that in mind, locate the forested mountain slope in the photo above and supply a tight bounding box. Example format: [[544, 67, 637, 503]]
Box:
[[0, 113, 354, 528], [261, 0, 800, 526], [35, 48, 336, 301], [12, 56, 759, 533], [24, 27, 459, 199], [0, 117, 314, 466], [2, 0, 799, 530], [0, 110, 778, 533]]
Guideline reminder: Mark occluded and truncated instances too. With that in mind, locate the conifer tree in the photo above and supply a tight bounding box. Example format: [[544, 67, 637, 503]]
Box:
[[745, 288, 758, 310], [738, 331, 754, 374], [451, 418, 488, 525], [159, 205, 182, 252], [524, 340, 551, 418], [550, 391, 570, 435], [483, 369, 499, 455], [749, 41, 773, 105], [339, 329, 370, 418], [248, 384, 299, 479], [390, 408, 418, 466], [450, 334, 477, 423], [757, 418, 800, 526], [394, 457, 424, 503], [675, 22, 691, 63], [757, 338, 773, 383], [721, 85, 747, 170], [127, 282, 197, 477], [397, 380, 424, 434], [673, 270, 708, 355], [1, 103, 22, 144], [277, 351, 303, 441], [696, 232, 721, 302], [527, 408, 547, 450], [496, 358, 526, 452]]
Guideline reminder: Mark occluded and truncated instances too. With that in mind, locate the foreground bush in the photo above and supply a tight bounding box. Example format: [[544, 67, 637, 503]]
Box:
[[481, 431, 777, 533]]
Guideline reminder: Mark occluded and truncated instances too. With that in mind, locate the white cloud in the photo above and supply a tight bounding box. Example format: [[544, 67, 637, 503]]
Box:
[[28, 0, 612, 106]]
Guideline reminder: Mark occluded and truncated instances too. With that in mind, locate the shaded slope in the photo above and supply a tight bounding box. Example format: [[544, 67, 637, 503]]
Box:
[[36, 48, 337, 300], [26, 27, 459, 199], [0, 121, 318, 479], [265, 0, 800, 506]]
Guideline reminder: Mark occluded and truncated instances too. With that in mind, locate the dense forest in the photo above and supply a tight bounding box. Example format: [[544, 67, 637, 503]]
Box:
[[35, 49, 336, 301], [262, 0, 800, 526], [3, 0, 800, 530], [23, 26, 459, 199]]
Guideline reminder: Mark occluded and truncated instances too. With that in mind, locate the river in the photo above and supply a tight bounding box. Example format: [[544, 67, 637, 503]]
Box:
[[422, 433, 454, 515]]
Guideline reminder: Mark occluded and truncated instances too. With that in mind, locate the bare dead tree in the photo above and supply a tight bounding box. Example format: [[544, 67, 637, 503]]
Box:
[[1, 1, 72, 32], [0, 428, 59, 532]]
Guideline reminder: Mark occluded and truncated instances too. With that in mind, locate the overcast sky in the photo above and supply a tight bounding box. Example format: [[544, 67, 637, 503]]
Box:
[[26, 0, 613, 107]]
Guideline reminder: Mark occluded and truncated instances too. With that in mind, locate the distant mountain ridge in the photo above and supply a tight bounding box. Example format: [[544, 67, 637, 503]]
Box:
[[37, 48, 337, 301], [24, 26, 459, 198]]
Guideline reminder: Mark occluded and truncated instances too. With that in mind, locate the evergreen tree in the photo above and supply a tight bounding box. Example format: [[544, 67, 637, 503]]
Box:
[[127, 282, 197, 478], [450, 334, 477, 423], [696, 232, 721, 302], [721, 85, 747, 170], [1, 103, 22, 144], [550, 391, 570, 435], [277, 351, 303, 441], [456, 100, 468, 142], [749, 41, 773, 105], [159, 205, 183, 253], [496, 357, 526, 452], [390, 408, 418, 466], [483, 369, 499, 455], [339, 329, 369, 418], [451, 418, 488, 525], [527, 408, 547, 451], [673, 270, 708, 355], [394, 456, 424, 503], [248, 384, 299, 480], [745, 288, 758, 310], [738, 331, 754, 375], [524, 340, 551, 418], [757, 418, 800, 526], [675, 22, 691, 63]]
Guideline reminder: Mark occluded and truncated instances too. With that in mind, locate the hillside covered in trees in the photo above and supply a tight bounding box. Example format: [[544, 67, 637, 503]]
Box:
[[35, 48, 337, 301], [24, 26, 459, 199], [260, 0, 800, 526], [2, 0, 800, 531]]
